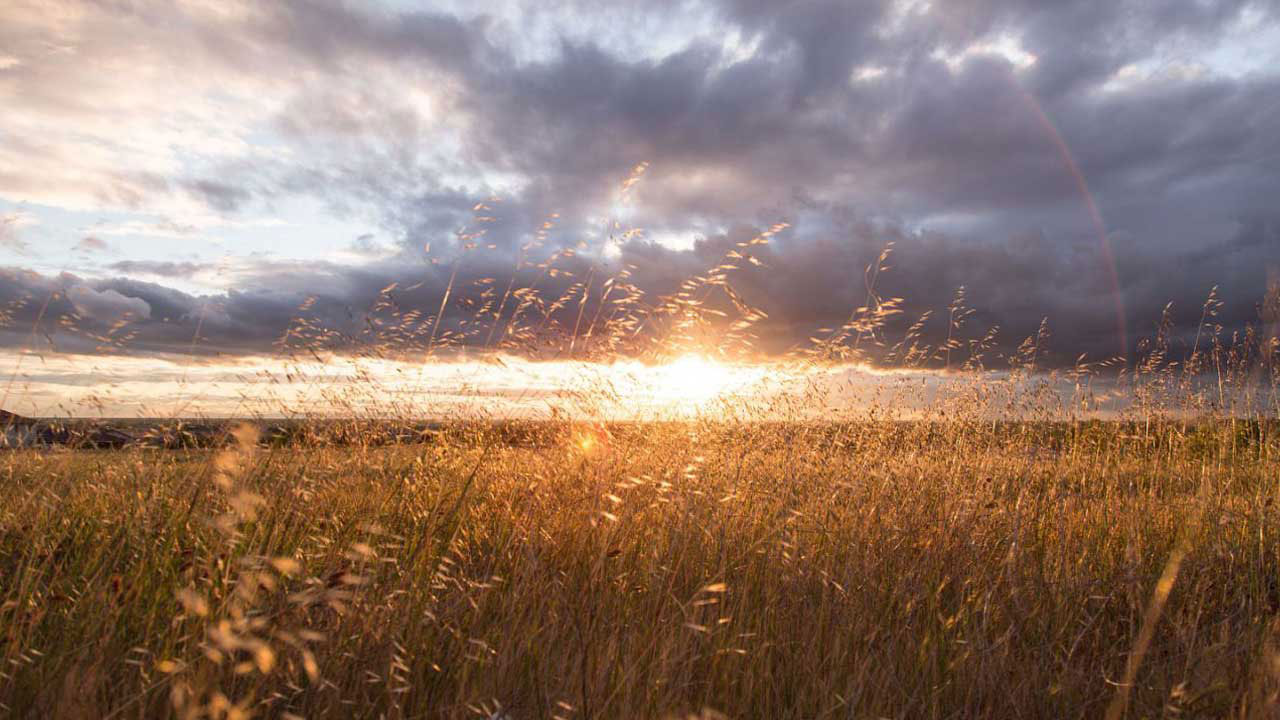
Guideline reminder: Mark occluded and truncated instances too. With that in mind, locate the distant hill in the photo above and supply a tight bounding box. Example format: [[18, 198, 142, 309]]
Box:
[[0, 409, 33, 425]]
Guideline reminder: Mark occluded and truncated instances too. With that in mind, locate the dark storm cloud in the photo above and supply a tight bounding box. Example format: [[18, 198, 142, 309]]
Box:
[[4, 0, 1279, 366], [0, 243, 600, 359], [921, 0, 1261, 98]]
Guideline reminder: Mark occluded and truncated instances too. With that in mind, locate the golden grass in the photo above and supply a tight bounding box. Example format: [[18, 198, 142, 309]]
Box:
[[2, 419, 1279, 718]]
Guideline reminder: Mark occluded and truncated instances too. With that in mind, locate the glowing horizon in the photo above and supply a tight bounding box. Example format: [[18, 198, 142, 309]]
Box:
[[0, 348, 1162, 422], [0, 349, 801, 420]]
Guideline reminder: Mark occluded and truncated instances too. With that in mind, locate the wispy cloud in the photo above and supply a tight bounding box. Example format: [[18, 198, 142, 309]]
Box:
[[74, 235, 109, 253], [0, 212, 37, 254]]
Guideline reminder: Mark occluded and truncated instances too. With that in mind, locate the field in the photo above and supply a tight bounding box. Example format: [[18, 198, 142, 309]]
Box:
[[3, 418, 1279, 719]]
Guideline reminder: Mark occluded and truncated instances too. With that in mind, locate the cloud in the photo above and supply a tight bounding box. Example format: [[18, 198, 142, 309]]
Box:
[[1, 206, 1274, 371], [106, 260, 208, 278], [75, 236, 109, 253], [347, 233, 395, 258], [0, 212, 35, 254], [182, 179, 253, 214], [1, 0, 1278, 367], [66, 285, 151, 324]]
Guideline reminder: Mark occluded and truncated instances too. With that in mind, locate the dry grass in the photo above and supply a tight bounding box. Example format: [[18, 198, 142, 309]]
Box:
[[2, 418, 1279, 718]]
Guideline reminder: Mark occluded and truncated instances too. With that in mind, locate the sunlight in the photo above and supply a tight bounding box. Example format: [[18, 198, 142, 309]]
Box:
[[6, 349, 1081, 421], [651, 354, 740, 404], [571, 424, 610, 456]]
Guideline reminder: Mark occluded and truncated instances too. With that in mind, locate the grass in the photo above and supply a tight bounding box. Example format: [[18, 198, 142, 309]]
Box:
[[2, 418, 1279, 718]]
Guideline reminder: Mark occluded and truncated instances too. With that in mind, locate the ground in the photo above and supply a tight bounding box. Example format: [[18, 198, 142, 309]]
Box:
[[1, 420, 1278, 718]]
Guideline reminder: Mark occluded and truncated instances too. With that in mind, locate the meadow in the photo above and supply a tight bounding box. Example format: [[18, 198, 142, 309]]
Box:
[[2, 415, 1279, 719]]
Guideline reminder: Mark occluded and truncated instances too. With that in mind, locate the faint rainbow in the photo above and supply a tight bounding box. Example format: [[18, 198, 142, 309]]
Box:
[[1012, 80, 1129, 359]]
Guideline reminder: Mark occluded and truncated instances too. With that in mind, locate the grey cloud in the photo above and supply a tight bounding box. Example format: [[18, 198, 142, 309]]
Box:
[[3, 0, 1280, 367], [182, 179, 253, 214], [348, 233, 394, 257], [2, 197, 1276, 370], [66, 286, 151, 324]]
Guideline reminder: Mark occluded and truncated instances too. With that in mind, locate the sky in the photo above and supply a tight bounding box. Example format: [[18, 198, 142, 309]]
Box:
[[1, 0, 1279, 415]]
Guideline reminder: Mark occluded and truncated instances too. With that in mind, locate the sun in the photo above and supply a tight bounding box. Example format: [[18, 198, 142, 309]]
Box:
[[652, 354, 740, 404], [561, 353, 775, 416]]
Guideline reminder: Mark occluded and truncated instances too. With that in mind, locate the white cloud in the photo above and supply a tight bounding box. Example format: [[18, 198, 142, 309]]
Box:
[[648, 230, 698, 252], [931, 33, 1038, 72], [0, 1, 286, 214], [0, 211, 38, 254], [851, 65, 889, 83]]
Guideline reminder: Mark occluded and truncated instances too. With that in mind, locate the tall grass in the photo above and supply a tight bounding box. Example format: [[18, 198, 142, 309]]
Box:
[[2, 415, 1280, 717]]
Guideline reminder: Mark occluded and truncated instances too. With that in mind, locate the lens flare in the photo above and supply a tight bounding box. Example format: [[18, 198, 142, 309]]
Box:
[[571, 424, 609, 455]]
